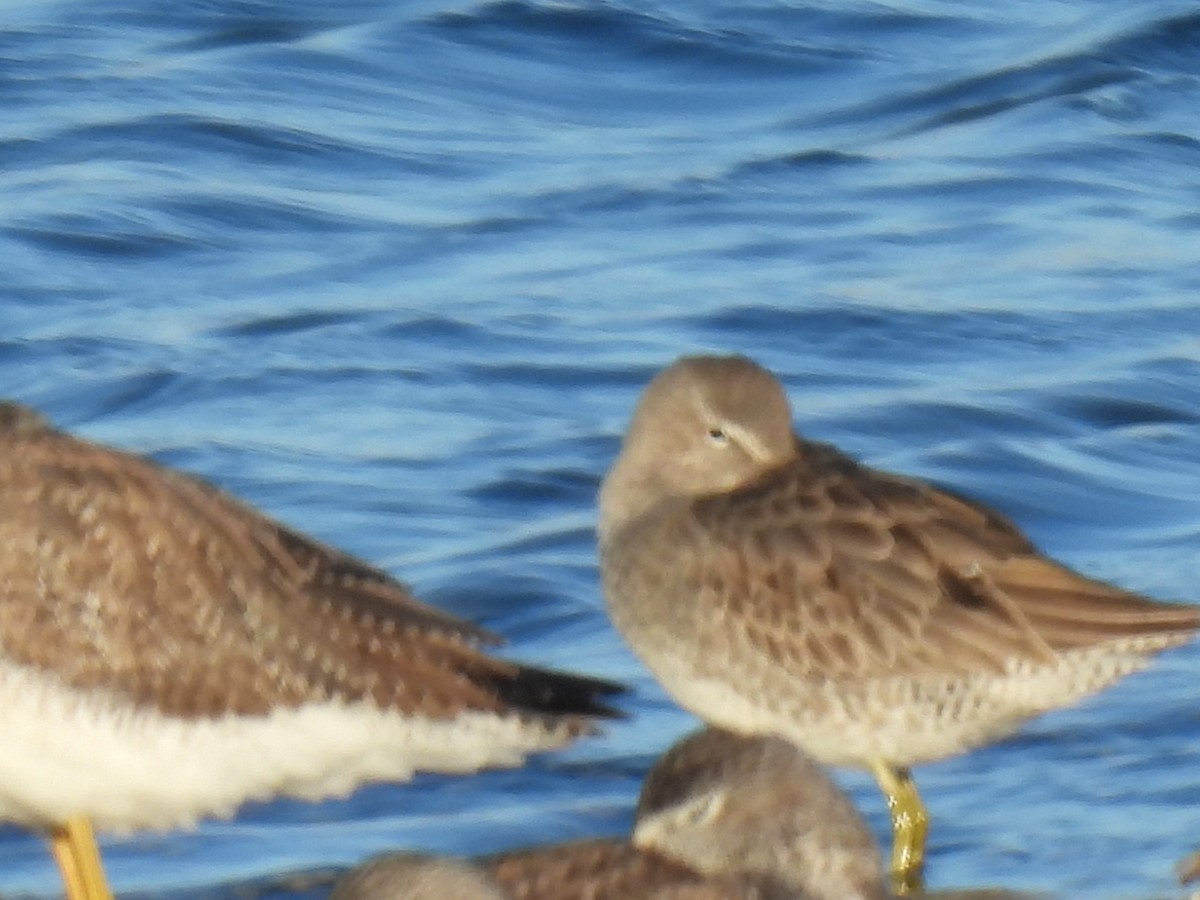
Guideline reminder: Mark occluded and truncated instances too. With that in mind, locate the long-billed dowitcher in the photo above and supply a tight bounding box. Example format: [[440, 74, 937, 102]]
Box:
[[0, 401, 623, 900], [599, 354, 1199, 893], [337, 727, 883, 899], [486, 727, 885, 900]]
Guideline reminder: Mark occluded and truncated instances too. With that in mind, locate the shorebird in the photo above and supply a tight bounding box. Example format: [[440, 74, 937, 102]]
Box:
[[0, 401, 623, 900], [485, 727, 885, 900], [599, 354, 1200, 893], [336, 727, 883, 899]]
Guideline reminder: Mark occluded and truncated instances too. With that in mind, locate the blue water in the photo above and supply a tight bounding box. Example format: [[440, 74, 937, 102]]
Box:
[[2, 0, 1200, 896]]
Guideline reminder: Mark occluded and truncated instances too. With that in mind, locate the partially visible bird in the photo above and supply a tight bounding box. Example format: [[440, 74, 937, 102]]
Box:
[[486, 727, 886, 900]]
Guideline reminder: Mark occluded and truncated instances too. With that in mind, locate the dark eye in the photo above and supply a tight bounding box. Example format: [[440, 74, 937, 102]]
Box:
[[707, 427, 729, 445]]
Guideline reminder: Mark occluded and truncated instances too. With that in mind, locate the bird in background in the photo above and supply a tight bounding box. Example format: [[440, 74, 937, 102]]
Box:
[[599, 354, 1199, 894], [336, 726, 887, 900], [0, 401, 623, 900]]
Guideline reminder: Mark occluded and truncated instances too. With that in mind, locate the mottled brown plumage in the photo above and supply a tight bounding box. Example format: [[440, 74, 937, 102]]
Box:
[[489, 838, 774, 900], [331, 854, 509, 900], [599, 355, 1200, 891], [332, 727, 882, 900], [676, 438, 1199, 681], [0, 400, 621, 723], [481, 728, 883, 900]]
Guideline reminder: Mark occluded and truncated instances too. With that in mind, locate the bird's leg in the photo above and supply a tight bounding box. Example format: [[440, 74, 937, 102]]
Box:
[[50, 816, 113, 900], [869, 760, 928, 895], [50, 828, 87, 900]]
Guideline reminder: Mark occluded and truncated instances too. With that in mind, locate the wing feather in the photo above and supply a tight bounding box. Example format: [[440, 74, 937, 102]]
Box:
[[680, 438, 1199, 681], [0, 419, 625, 720]]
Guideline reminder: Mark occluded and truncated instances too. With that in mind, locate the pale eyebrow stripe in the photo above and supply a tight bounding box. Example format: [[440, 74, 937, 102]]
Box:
[[690, 382, 774, 463]]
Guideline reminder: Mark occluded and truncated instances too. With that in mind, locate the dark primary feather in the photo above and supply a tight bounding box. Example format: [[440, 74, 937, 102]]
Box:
[[489, 662, 627, 719]]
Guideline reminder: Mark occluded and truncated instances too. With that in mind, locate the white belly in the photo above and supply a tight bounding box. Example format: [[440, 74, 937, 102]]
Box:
[[639, 642, 1156, 768], [0, 661, 571, 833]]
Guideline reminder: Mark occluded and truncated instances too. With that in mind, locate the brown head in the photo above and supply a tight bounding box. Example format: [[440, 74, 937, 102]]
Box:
[[633, 729, 887, 900], [599, 356, 797, 538]]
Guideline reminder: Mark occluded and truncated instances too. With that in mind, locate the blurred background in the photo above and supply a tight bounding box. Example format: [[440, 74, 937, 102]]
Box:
[[2, 0, 1199, 896]]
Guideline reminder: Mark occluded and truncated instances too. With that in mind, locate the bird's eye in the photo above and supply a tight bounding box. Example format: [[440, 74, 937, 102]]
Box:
[[685, 791, 728, 825], [707, 427, 729, 445]]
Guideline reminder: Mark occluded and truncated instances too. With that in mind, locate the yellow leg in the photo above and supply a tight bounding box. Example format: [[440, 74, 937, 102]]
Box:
[[50, 816, 113, 900], [870, 760, 929, 896], [50, 828, 88, 900]]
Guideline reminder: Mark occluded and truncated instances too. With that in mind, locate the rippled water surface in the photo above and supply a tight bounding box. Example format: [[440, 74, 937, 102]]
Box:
[[2, 0, 1200, 897]]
